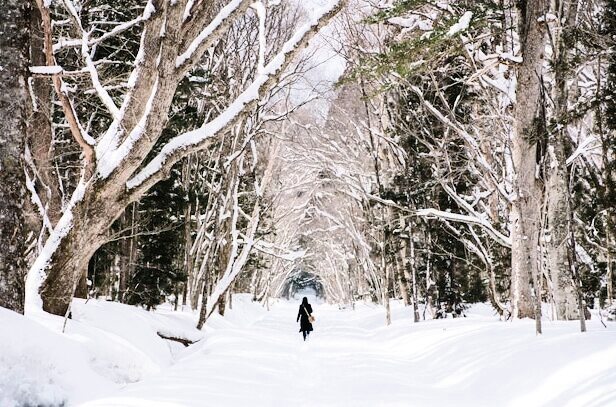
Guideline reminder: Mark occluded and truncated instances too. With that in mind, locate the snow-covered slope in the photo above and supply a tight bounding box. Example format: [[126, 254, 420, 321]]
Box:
[[0, 299, 201, 407], [2, 295, 616, 406]]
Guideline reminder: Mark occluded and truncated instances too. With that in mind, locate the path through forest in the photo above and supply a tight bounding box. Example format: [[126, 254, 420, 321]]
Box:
[[79, 295, 616, 407]]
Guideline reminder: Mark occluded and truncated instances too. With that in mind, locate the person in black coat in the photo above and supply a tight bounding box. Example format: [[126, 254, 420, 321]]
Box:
[[297, 297, 313, 341]]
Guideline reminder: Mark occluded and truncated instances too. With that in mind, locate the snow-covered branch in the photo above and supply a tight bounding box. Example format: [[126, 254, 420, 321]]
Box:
[[415, 208, 511, 247], [125, 0, 346, 196], [176, 0, 253, 70]]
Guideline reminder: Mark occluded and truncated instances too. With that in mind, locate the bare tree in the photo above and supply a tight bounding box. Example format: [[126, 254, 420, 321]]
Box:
[[25, 0, 347, 316]]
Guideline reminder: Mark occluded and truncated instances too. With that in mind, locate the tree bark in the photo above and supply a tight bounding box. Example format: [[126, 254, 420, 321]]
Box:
[[0, 0, 30, 313], [607, 241, 614, 306], [396, 253, 410, 306], [510, 0, 548, 320], [397, 216, 411, 306], [196, 271, 209, 330], [545, 1, 580, 320], [26, 5, 61, 228], [408, 223, 420, 323], [39, 202, 112, 315]]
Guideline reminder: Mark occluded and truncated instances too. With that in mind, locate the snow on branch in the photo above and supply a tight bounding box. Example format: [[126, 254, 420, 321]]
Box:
[[439, 182, 507, 246], [252, 1, 267, 74], [33, 0, 96, 175], [566, 135, 599, 165], [61, 0, 120, 119], [252, 241, 306, 261], [98, 79, 159, 179], [93, 2, 162, 178], [416, 208, 512, 247], [126, 0, 346, 193], [408, 85, 511, 203], [52, 11, 153, 53], [364, 193, 411, 212], [29, 65, 63, 75], [176, 0, 252, 69]]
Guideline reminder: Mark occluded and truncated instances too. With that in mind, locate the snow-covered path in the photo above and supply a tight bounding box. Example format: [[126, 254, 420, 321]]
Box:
[[79, 296, 616, 407]]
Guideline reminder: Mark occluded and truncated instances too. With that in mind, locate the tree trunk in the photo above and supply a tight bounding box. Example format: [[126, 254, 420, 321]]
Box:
[[544, 148, 578, 320], [545, 2, 580, 320], [0, 0, 30, 314], [218, 289, 227, 316], [424, 230, 434, 319], [408, 224, 420, 323], [37, 181, 127, 315], [39, 216, 108, 315], [566, 209, 587, 332], [607, 241, 614, 306], [196, 275, 209, 330], [397, 216, 411, 306], [26, 5, 61, 229], [381, 240, 391, 326], [510, 0, 548, 320], [396, 256, 410, 306]]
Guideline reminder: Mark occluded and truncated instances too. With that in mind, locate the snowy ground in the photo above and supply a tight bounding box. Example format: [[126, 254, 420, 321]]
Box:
[[2, 295, 616, 407]]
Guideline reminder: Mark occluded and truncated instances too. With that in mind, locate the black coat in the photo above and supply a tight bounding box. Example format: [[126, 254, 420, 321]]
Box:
[[297, 304, 313, 332]]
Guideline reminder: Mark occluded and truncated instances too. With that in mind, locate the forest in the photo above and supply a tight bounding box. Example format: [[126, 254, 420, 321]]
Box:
[[1, 0, 616, 405]]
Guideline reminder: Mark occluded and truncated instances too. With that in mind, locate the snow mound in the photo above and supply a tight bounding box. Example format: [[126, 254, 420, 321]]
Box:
[[0, 308, 70, 407], [0, 299, 201, 406]]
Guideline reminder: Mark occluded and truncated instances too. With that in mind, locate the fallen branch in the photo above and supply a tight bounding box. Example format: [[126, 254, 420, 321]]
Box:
[[157, 332, 199, 347]]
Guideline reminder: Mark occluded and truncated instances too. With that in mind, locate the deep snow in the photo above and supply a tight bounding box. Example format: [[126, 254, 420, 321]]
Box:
[[1, 295, 615, 406]]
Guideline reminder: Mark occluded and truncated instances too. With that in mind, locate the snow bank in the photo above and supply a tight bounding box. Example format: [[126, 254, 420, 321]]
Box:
[[0, 299, 201, 406], [81, 296, 616, 407], [4, 295, 616, 406]]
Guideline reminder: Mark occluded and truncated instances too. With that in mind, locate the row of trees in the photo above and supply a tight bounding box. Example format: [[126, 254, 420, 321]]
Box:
[[0, 0, 347, 330], [327, 0, 616, 331], [1, 0, 615, 335], [258, 0, 616, 333]]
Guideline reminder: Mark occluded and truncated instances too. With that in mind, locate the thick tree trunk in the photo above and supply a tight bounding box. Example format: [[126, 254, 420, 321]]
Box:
[[37, 181, 128, 314], [545, 161, 578, 320], [510, 0, 548, 320], [545, 3, 580, 320], [39, 216, 108, 315], [23, 4, 60, 269], [0, 0, 30, 313], [27, 5, 61, 228]]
